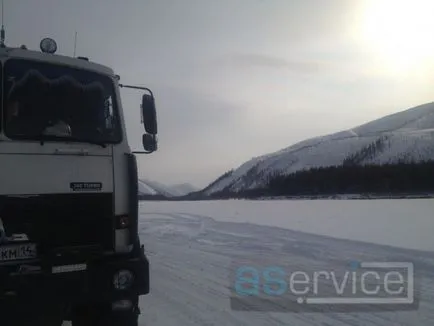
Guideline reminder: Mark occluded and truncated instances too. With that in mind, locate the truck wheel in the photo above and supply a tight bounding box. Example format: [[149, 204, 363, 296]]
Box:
[[2, 301, 64, 326], [4, 316, 63, 326], [108, 313, 138, 326], [71, 312, 138, 326], [71, 302, 139, 326]]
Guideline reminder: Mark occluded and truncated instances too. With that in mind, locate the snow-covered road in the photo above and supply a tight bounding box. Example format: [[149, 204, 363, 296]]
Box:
[[137, 200, 434, 326]]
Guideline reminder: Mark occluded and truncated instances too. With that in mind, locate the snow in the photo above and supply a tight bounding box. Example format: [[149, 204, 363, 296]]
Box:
[[352, 102, 434, 136], [137, 199, 434, 326], [140, 199, 434, 252], [205, 102, 434, 194]]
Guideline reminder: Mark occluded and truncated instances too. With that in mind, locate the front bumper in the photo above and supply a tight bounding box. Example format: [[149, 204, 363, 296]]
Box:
[[0, 244, 150, 305]]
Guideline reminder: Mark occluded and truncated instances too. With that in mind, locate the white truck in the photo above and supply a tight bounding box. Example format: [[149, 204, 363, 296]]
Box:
[[0, 38, 156, 326]]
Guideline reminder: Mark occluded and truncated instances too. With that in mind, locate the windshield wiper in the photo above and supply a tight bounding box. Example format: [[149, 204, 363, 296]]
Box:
[[35, 135, 107, 148]]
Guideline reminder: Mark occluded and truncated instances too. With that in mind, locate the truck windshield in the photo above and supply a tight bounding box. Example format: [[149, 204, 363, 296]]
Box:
[[3, 59, 121, 144]]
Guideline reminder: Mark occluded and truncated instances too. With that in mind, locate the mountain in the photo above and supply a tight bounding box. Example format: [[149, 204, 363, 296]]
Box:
[[203, 102, 434, 195], [138, 179, 197, 198], [138, 179, 159, 196], [169, 183, 198, 196]]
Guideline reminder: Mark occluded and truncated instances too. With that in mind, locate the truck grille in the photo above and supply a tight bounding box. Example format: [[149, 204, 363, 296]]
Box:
[[0, 194, 113, 251]]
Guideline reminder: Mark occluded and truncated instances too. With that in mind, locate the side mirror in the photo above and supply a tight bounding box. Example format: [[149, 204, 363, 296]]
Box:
[[142, 133, 157, 152], [141, 94, 157, 135]]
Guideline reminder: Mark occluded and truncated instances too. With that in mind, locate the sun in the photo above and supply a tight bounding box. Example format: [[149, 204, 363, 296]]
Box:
[[359, 0, 434, 73]]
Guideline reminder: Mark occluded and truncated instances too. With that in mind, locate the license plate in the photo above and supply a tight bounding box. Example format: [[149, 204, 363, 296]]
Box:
[[0, 243, 37, 262]]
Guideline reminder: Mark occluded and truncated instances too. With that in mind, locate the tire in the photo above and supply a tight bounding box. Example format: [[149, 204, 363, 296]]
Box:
[[2, 299, 64, 326], [107, 313, 138, 326], [3, 315, 63, 326], [71, 301, 139, 326]]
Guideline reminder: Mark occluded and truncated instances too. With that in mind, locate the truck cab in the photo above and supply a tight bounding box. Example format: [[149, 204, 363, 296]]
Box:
[[0, 38, 156, 326]]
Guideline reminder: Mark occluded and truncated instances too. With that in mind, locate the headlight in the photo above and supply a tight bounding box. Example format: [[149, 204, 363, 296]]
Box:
[[113, 269, 134, 290]]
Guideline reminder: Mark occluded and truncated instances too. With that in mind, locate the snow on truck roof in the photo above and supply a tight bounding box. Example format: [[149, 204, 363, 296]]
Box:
[[0, 46, 115, 77]]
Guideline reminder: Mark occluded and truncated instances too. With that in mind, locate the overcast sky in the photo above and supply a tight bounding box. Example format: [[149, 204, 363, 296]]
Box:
[[5, 0, 434, 188]]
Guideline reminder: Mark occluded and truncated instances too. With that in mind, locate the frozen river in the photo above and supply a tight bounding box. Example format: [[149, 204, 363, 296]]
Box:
[[136, 199, 434, 326]]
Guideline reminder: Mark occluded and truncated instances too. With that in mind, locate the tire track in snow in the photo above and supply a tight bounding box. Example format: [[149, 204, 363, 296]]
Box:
[[138, 210, 434, 326]]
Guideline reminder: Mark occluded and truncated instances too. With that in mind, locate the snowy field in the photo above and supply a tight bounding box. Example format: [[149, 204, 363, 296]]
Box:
[[136, 199, 434, 326]]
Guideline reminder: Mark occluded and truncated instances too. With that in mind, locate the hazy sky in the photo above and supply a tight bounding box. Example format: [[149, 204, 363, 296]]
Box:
[[4, 0, 434, 188]]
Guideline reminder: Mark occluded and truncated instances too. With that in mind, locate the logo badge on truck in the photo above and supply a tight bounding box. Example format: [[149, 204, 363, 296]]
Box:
[[70, 182, 102, 192]]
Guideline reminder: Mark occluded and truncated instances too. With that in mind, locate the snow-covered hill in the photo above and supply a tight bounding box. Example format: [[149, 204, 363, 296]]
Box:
[[169, 183, 198, 196], [138, 179, 197, 197], [138, 179, 159, 196], [203, 102, 434, 195]]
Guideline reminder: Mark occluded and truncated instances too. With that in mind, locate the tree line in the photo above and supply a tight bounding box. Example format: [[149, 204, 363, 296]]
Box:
[[207, 160, 434, 199], [139, 161, 434, 201]]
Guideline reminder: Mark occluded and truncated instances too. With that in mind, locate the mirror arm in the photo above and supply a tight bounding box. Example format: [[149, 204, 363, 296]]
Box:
[[132, 151, 154, 155], [119, 84, 154, 97]]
